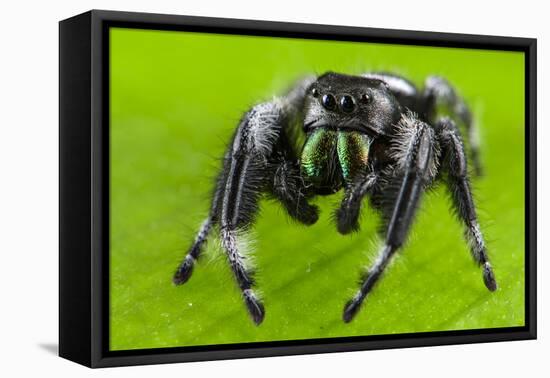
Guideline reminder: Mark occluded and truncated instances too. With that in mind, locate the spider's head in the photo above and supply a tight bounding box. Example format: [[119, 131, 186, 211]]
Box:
[[299, 72, 402, 193], [303, 72, 402, 136]]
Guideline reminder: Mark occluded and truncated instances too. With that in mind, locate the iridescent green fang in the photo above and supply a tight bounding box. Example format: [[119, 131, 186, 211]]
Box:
[[336, 131, 372, 183], [300, 128, 337, 185]]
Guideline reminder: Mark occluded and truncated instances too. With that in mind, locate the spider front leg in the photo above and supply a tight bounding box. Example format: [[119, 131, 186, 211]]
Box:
[[336, 172, 377, 234], [173, 77, 317, 325], [176, 105, 278, 325], [216, 106, 319, 325], [437, 117, 496, 291], [334, 131, 377, 234], [271, 158, 319, 225], [343, 114, 437, 322]]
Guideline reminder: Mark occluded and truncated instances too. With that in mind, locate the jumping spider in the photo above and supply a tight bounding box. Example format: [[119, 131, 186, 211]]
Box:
[[173, 72, 497, 325]]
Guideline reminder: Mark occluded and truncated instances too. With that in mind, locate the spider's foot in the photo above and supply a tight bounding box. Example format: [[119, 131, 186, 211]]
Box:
[[482, 262, 497, 292], [297, 204, 320, 226], [342, 293, 364, 323], [173, 255, 195, 285], [336, 208, 360, 235], [243, 289, 265, 325]]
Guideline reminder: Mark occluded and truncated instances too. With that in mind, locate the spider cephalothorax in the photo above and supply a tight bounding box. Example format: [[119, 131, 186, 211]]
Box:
[[300, 73, 402, 195], [173, 71, 496, 325]]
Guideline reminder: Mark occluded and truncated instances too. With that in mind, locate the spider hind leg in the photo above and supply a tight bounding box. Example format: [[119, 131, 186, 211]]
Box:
[[423, 75, 483, 176], [173, 217, 213, 285]]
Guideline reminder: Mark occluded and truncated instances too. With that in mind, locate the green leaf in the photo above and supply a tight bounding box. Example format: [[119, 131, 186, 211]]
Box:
[[109, 28, 525, 351]]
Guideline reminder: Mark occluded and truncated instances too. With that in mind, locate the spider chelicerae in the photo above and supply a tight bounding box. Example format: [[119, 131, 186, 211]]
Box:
[[173, 71, 497, 325]]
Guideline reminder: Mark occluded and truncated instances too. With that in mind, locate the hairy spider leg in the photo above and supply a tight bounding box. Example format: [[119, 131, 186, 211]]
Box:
[[172, 155, 227, 285], [215, 103, 281, 325], [173, 217, 213, 285], [423, 76, 483, 176], [215, 98, 319, 324], [343, 114, 437, 322], [174, 77, 318, 325], [336, 172, 378, 235], [334, 130, 376, 234], [270, 137, 319, 225], [437, 117, 497, 291]]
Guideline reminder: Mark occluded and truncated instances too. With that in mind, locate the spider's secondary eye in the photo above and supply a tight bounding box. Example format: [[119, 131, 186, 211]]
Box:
[[340, 95, 356, 113], [360, 93, 372, 104], [311, 88, 319, 97], [322, 94, 336, 110]]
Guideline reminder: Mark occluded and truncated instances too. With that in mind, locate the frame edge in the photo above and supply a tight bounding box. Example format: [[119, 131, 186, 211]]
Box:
[[59, 11, 94, 368], [80, 9, 538, 368]]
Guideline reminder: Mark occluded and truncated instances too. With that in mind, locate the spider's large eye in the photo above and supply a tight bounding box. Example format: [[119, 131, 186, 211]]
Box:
[[340, 95, 356, 113], [321, 94, 336, 110]]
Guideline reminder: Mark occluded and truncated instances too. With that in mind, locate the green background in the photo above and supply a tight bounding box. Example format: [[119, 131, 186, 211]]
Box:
[[109, 28, 525, 351]]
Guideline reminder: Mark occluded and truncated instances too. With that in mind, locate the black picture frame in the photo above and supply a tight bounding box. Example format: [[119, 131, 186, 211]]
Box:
[[59, 9, 537, 368]]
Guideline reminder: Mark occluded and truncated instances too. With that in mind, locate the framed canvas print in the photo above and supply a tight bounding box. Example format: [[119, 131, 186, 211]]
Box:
[[59, 10, 537, 368]]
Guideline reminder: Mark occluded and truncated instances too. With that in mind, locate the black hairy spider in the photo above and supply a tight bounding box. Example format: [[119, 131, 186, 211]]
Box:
[[173, 71, 497, 325]]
